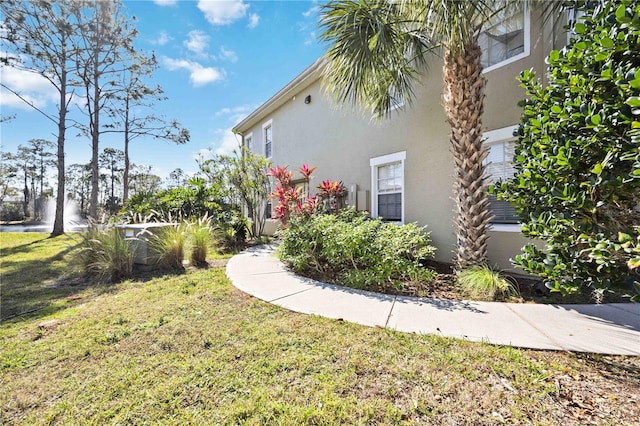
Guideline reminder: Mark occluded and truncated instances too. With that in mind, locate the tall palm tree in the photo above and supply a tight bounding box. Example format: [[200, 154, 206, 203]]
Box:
[[320, 0, 508, 269]]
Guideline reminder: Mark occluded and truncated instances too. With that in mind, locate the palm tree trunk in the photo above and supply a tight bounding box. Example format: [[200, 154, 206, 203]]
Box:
[[442, 43, 493, 269]]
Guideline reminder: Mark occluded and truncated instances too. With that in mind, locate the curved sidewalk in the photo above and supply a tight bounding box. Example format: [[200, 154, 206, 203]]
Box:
[[226, 245, 640, 356]]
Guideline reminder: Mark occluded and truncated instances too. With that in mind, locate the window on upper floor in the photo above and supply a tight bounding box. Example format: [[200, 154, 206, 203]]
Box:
[[263, 120, 273, 159], [484, 126, 519, 224], [479, 2, 530, 71], [370, 151, 406, 223]]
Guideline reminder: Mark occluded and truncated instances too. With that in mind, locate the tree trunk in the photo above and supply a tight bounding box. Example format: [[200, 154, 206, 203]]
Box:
[[51, 77, 66, 236], [23, 168, 29, 218], [123, 96, 130, 203], [442, 43, 493, 269], [89, 62, 100, 219]]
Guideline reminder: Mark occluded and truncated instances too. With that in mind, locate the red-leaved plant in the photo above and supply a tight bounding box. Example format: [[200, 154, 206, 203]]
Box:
[[267, 164, 346, 226]]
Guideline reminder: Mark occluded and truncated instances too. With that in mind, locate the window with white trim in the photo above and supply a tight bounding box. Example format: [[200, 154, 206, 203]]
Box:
[[244, 133, 253, 152], [479, 2, 530, 71], [263, 120, 272, 158], [370, 151, 406, 223], [484, 126, 519, 224]]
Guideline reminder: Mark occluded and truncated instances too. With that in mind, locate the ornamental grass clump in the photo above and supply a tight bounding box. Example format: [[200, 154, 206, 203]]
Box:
[[148, 224, 187, 270], [79, 224, 133, 283], [188, 215, 212, 267], [457, 265, 519, 301]]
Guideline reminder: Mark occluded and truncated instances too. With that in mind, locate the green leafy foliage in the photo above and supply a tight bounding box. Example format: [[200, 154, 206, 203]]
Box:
[[121, 177, 231, 223], [457, 266, 519, 302], [277, 208, 436, 290], [212, 215, 249, 252], [495, 0, 640, 299], [200, 148, 272, 238]]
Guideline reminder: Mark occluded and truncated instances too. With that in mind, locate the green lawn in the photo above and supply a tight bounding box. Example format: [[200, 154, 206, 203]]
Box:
[[1, 232, 639, 425]]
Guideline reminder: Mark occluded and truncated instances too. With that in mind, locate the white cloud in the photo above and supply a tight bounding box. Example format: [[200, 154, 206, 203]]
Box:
[[214, 104, 254, 124], [248, 13, 260, 29], [162, 57, 225, 86], [219, 46, 238, 63], [197, 0, 257, 26], [152, 31, 172, 46], [184, 30, 210, 56], [304, 31, 317, 46], [153, 0, 177, 6], [302, 5, 319, 18], [0, 67, 58, 110], [214, 127, 242, 156]]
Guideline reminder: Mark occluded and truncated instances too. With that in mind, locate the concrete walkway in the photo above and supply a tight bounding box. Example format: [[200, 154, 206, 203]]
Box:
[[226, 245, 640, 356]]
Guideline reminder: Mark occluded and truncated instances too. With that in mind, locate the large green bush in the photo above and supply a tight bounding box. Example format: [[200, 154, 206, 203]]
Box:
[[121, 177, 231, 223], [495, 0, 640, 299], [277, 208, 436, 291]]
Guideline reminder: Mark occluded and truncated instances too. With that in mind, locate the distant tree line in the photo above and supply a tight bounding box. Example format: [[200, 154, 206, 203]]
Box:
[[1, 0, 189, 235], [0, 142, 177, 222]]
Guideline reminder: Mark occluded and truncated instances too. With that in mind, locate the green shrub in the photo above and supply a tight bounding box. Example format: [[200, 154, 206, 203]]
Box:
[[494, 0, 640, 299], [148, 224, 187, 270], [0, 201, 24, 222], [79, 225, 133, 283], [277, 208, 436, 291], [213, 215, 249, 252], [120, 177, 230, 222], [457, 266, 519, 301]]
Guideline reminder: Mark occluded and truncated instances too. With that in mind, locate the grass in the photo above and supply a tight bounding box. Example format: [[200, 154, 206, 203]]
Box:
[[457, 265, 520, 301], [147, 224, 187, 270], [187, 217, 213, 267], [0, 233, 86, 320], [1, 232, 639, 425], [79, 226, 134, 283]]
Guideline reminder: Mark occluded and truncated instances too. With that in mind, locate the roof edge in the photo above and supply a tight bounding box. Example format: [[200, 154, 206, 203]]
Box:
[[232, 56, 325, 135]]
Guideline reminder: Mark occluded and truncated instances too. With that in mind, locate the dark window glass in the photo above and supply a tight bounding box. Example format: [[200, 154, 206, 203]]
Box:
[[378, 193, 401, 221]]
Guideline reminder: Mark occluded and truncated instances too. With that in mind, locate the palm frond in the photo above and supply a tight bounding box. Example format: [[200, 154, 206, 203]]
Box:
[[319, 0, 431, 119]]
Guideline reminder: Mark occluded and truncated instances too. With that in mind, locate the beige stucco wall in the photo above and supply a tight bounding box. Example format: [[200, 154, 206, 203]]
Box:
[[239, 9, 558, 273]]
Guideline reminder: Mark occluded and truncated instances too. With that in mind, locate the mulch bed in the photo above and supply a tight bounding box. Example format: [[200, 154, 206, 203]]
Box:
[[295, 260, 634, 305]]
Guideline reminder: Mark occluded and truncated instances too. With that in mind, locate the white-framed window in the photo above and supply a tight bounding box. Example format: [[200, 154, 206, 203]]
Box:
[[370, 151, 406, 223], [263, 120, 273, 159], [484, 126, 519, 224], [479, 2, 530, 72], [244, 132, 253, 152]]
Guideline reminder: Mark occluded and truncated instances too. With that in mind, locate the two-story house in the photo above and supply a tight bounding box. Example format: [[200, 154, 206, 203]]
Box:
[[233, 3, 568, 271]]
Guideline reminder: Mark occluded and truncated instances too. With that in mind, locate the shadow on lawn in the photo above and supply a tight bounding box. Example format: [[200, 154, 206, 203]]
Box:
[[0, 235, 191, 322], [0, 234, 53, 257], [1, 239, 85, 322], [572, 353, 640, 395]]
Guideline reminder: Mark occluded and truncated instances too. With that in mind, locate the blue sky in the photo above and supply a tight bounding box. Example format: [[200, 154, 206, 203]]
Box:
[[1, 0, 325, 180]]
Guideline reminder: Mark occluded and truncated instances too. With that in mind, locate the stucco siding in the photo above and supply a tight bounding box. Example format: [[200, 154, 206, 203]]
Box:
[[236, 8, 563, 272]]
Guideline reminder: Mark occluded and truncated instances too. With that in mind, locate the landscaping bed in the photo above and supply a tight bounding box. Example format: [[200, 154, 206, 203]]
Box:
[[296, 261, 634, 305]]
